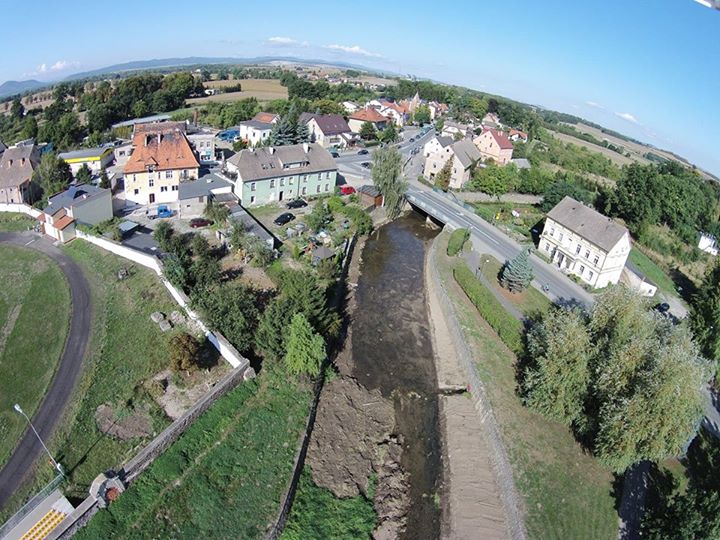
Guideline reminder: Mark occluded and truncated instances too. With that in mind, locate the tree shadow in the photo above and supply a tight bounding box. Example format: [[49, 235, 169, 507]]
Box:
[[668, 267, 697, 302]]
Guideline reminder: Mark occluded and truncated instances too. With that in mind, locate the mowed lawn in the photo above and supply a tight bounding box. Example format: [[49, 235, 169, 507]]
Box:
[[0, 240, 178, 521], [0, 213, 35, 232], [478, 254, 553, 317], [0, 246, 70, 469], [435, 234, 618, 539], [187, 78, 288, 104], [628, 247, 677, 297]]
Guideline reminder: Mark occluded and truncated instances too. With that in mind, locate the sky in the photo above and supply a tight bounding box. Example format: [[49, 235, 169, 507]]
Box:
[[1, 0, 718, 174]]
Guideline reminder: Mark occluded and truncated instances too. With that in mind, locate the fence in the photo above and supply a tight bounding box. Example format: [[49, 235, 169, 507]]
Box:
[[0, 203, 41, 219], [428, 236, 527, 540]]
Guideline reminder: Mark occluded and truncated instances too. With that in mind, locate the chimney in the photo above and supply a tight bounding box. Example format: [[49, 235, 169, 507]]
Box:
[[303, 142, 309, 153], [157, 133, 161, 145], [269, 146, 275, 154]]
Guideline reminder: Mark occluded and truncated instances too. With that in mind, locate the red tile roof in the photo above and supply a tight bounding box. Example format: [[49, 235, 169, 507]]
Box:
[[509, 128, 528, 140], [124, 125, 200, 175], [488, 129, 514, 150], [350, 108, 388, 124], [53, 215, 74, 231], [253, 112, 279, 124]]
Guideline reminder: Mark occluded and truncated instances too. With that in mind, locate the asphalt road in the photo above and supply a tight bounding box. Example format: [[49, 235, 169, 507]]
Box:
[[0, 232, 91, 511]]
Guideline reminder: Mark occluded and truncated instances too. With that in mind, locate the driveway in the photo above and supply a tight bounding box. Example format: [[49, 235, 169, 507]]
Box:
[[0, 232, 92, 511]]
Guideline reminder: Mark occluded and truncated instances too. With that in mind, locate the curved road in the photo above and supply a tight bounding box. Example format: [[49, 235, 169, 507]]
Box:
[[0, 232, 91, 511]]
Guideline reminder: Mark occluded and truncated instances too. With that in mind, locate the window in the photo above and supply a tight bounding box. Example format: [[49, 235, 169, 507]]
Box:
[[133, 189, 139, 195], [280, 178, 285, 187], [575, 244, 581, 255], [289, 177, 294, 185], [165, 171, 172, 179], [579, 265, 585, 275], [549, 227, 555, 237], [316, 185, 320, 193], [302, 187, 307, 195], [325, 172, 330, 179], [585, 249, 590, 259], [251, 182, 256, 192], [149, 178, 154, 187], [588, 271, 594, 281], [250, 195, 255, 204], [544, 243, 550, 252], [559, 233, 564, 242], [270, 179, 275, 188], [325, 184, 329, 192], [172, 185, 178, 191], [160, 186, 168, 192], [593, 255, 600, 265], [303, 175, 308, 183]]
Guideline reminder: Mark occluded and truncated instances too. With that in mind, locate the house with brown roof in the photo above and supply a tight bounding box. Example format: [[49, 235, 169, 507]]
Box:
[[252, 112, 280, 124], [473, 129, 514, 165], [540, 196, 631, 288], [0, 144, 40, 204], [123, 122, 200, 206], [348, 108, 389, 133], [299, 113, 355, 148], [508, 129, 528, 143]]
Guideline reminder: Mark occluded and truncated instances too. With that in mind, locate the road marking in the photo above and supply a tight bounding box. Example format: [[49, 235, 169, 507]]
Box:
[[24, 239, 35, 246]]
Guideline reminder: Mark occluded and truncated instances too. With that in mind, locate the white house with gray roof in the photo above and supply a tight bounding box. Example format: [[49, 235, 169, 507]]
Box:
[[225, 143, 337, 206], [423, 136, 481, 189], [41, 184, 112, 243], [540, 196, 631, 288], [238, 120, 273, 146]]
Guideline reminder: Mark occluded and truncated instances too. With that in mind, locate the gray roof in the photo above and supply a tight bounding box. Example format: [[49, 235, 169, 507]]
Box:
[[111, 114, 171, 129], [58, 147, 112, 160], [178, 173, 233, 200], [227, 143, 337, 183], [312, 245, 335, 260], [359, 184, 380, 197], [300, 113, 351, 136], [436, 136, 453, 148], [546, 196, 628, 252], [44, 183, 107, 214], [511, 158, 531, 169], [238, 120, 273, 131], [451, 138, 482, 169], [227, 204, 275, 247], [0, 145, 39, 189], [0, 140, 6, 153]]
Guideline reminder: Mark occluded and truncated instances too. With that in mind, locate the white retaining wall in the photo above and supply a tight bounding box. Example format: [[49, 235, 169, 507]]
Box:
[[0, 203, 42, 218], [74, 230, 247, 368]]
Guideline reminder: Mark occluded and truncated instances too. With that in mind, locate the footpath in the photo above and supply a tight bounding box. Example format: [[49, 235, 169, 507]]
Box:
[[425, 237, 518, 540]]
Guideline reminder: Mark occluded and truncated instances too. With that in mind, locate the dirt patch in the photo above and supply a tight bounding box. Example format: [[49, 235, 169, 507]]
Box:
[[0, 305, 21, 356], [150, 365, 231, 420], [95, 404, 153, 440]]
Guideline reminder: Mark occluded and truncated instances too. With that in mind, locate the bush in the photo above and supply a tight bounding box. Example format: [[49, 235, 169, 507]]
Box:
[[447, 228, 470, 256], [453, 263, 524, 354], [169, 332, 201, 371]]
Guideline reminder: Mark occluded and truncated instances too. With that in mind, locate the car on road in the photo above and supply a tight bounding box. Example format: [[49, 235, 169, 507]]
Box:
[[286, 199, 308, 209], [409, 137, 415, 143], [357, 149, 369, 155], [189, 218, 212, 228], [273, 212, 296, 226], [149, 205, 174, 219], [330, 151, 339, 158], [340, 186, 356, 195], [360, 162, 372, 168]]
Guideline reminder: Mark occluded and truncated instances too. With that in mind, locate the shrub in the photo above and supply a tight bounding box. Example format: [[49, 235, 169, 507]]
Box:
[[453, 263, 524, 353], [169, 332, 201, 371], [447, 228, 470, 256]]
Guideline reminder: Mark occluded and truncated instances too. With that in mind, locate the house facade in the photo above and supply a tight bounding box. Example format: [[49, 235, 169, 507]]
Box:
[[58, 147, 114, 175], [186, 130, 216, 162], [441, 121, 471, 140], [123, 122, 200, 206], [226, 143, 338, 207], [42, 184, 113, 243], [473, 129, 514, 165], [238, 120, 273, 146], [348, 108, 389, 133], [540, 196, 631, 289], [299, 113, 354, 148], [0, 144, 40, 204], [423, 137, 481, 189]]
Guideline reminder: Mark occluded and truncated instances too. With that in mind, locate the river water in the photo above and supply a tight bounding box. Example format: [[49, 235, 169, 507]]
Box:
[[352, 213, 441, 540]]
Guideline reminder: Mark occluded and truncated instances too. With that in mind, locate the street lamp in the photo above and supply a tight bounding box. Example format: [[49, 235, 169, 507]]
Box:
[[13, 404, 63, 475]]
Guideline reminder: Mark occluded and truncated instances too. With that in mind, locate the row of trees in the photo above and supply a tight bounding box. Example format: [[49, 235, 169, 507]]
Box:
[[280, 72, 373, 104], [521, 286, 712, 472]]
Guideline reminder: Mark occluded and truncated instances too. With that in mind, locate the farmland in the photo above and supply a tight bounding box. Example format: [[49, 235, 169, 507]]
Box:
[[548, 129, 639, 167], [188, 78, 288, 103]]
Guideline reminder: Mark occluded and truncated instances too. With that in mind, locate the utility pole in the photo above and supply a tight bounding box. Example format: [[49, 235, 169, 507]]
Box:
[[14, 404, 63, 475]]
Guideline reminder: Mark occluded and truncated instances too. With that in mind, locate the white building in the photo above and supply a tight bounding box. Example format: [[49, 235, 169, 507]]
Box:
[[58, 147, 114, 175], [238, 120, 273, 146], [699, 232, 719, 256], [42, 184, 113, 243], [540, 196, 631, 289], [422, 136, 481, 190]]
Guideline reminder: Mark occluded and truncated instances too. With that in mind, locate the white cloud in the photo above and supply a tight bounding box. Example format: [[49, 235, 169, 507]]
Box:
[[35, 60, 79, 74], [267, 36, 308, 47], [324, 44, 382, 58], [615, 111, 640, 124], [585, 101, 604, 109]]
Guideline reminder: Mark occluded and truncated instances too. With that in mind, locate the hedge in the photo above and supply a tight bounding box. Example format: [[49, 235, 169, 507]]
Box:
[[447, 228, 470, 256], [453, 263, 524, 354]]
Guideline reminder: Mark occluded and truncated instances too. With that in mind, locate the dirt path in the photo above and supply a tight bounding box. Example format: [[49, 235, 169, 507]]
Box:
[[425, 244, 511, 540]]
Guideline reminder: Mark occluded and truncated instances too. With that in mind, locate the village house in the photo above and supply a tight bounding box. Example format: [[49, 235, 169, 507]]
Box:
[[699, 232, 719, 256], [348, 108, 389, 133], [540, 196, 631, 288], [399, 92, 421, 115], [252, 112, 280, 124], [508, 129, 529, 143], [41, 183, 113, 243], [299, 113, 355, 148], [0, 143, 40, 204], [238, 120, 273, 146], [177, 172, 234, 218], [428, 101, 449, 120], [367, 99, 409, 127], [473, 129, 514, 165], [123, 122, 200, 206], [226, 143, 337, 207], [186, 128, 217, 162], [342, 101, 360, 114], [58, 147, 114, 175], [481, 112, 502, 128], [441, 120, 471, 140], [423, 136, 481, 189]]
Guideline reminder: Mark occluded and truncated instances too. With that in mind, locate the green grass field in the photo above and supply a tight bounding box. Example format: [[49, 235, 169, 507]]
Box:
[[628, 247, 677, 297], [0, 213, 35, 232], [479, 254, 553, 317], [0, 246, 70, 469], [76, 370, 312, 540], [435, 233, 618, 539]]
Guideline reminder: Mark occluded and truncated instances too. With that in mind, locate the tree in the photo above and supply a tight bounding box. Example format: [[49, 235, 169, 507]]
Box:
[[192, 283, 259, 353], [269, 114, 298, 146], [469, 163, 518, 199], [203, 198, 230, 226], [99, 168, 111, 189], [169, 332, 202, 372], [541, 179, 594, 212], [434, 158, 452, 191], [413, 104, 431, 125], [691, 261, 720, 368], [33, 153, 73, 199], [10, 98, 24, 120], [284, 313, 326, 377], [500, 249, 534, 293], [372, 146, 407, 220], [153, 221, 175, 252], [380, 122, 398, 144], [305, 201, 331, 231], [523, 307, 591, 426], [191, 233, 211, 259], [20, 116, 38, 140], [76, 163, 92, 184], [359, 121, 376, 141]]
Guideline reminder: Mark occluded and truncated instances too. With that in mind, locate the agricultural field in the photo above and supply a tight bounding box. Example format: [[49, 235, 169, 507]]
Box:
[[434, 233, 618, 539], [347, 75, 398, 87], [0, 246, 70, 469], [188, 79, 288, 104], [548, 130, 639, 167]]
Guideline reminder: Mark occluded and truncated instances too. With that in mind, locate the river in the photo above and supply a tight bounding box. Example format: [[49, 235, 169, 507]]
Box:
[[352, 213, 441, 540]]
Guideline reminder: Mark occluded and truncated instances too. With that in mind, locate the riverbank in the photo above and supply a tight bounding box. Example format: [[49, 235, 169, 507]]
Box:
[[425, 233, 513, 539]]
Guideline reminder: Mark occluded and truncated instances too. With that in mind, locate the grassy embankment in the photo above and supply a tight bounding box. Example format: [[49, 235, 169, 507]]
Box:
[[436, 232, 618, 539], [76, 370, 312, 539], [0, 246, 70, 469]]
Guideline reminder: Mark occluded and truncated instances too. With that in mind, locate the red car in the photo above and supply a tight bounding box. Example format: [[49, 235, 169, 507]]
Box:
[[340, 185, 356, 195], [189, 218, 212, 228]]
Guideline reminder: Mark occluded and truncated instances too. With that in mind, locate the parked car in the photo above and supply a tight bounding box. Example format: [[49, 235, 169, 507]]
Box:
[[274, 212, 296, 226], [286, 199, 308, 209], [360, 162, 372, 168], [357, 149, 369, 155], [189, 218, 212, 228], [409, 137, 416, 143], [340, 186, 356, 195], [149, 205, 174, 219], [330, 151, 340, 158], [654, 302, 671, 314]]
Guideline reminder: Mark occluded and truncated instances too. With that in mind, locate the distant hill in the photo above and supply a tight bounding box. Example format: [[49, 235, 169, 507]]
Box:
[[0, 79, 46, 99]]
